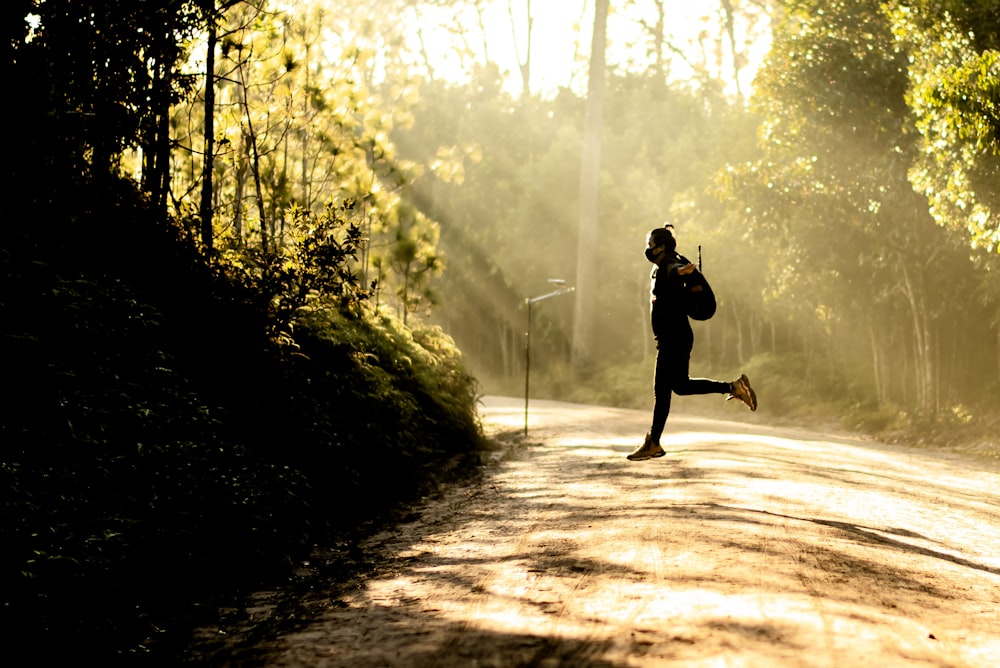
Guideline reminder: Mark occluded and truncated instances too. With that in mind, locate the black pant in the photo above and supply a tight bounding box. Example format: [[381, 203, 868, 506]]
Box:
[[650, 340, 729, 443]]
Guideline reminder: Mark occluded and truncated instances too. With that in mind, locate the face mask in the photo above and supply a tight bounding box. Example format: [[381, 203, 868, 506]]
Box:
[[645, 247, 659, 263]]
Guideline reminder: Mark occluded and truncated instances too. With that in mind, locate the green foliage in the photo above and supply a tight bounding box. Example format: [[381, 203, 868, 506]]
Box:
[[891, 3, 1000, 251], [718, 0, 1000, 418], [7, 12, 488, 661], [168, 0, 443, 321], [290, 309, 482, 479], [219, 199, 373, 336], [737, 352, 856, 420], [556, 360, 651, 410]]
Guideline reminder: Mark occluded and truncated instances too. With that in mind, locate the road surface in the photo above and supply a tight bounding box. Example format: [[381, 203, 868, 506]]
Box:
[[203, 396, 1000, 667]]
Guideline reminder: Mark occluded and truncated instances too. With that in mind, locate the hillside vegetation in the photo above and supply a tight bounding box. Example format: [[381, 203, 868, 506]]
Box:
[[1, 176, 486, 662]]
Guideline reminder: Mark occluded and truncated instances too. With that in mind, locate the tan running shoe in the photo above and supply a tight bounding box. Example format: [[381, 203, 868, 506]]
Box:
[[627, 432, 666, 461], [727, 373, 757, 411]]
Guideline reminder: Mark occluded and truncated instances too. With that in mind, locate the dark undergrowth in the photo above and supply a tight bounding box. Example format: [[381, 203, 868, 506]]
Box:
[[0, 176, 487, 665]]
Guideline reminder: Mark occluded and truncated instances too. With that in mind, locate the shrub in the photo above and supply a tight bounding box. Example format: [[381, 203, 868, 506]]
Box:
[[1, 211, 485, 663]]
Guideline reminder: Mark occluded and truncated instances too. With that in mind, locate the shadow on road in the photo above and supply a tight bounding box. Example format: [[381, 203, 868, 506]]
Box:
[[187, 398, 1000, 667]]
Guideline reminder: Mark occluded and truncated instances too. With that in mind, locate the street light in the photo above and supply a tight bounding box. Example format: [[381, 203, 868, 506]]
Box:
[[524, 279, 575, 437]]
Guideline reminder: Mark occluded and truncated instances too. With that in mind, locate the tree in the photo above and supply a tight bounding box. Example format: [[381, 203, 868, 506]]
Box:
[[167, 0, 455, 321], [12, 0, 204, 212], [196, 0, 254, 250], [507, 0, 535, 97], [890, 2, 1000, 252], [200, 5, 219, 250], [572, 0, 609, 366], [618, 0, 773, 97], [726, 0, 987, 415], [886, 0, 1000, 385]]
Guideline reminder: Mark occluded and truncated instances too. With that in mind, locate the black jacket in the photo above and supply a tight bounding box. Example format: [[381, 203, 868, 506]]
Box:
[[649, 253, 694, 345]]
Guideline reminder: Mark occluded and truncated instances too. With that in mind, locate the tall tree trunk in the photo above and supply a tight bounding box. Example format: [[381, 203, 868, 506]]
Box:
[[571, 0, 607, 366], [749, 310, 762, 353], [719, 0, 743, 100], [474, 3, 492, 63], [154, 57, 173, 220], [200, 12, 217, 251], [498, 320, 512, 381], [899, 261, 935, 414], [868, 321, 884, 404], [233, 135, 247, 245], [237, 57, 268, 253], [300, 43, 311, 209], [507, 0, 533, 97], [652, 1, 667, 85], [730, 299, 746, 366], [141, 50, 172, 223]]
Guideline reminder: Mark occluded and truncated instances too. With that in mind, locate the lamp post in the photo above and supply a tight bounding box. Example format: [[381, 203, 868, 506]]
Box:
[[524, 279, 575, 437]]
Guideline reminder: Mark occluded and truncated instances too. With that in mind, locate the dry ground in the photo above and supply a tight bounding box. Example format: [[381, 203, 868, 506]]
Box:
[[191, 396, 1000, 667]]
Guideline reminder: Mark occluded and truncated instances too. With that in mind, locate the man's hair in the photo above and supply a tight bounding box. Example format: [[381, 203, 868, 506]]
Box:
[[648, 225, 677, 253]]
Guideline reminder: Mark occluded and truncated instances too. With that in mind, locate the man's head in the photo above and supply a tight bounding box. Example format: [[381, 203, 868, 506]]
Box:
[[645, 224, 676, 263]]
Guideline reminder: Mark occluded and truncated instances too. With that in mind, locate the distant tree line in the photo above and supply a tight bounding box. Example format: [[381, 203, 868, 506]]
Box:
[[390, 0, 1000, 433], [19, 0, 1000, 425]]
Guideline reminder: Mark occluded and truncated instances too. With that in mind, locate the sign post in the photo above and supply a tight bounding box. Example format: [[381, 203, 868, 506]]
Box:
[[524, 279, 575, 437]]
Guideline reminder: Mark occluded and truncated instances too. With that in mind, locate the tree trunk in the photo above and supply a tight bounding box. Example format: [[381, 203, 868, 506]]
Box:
[[731, 299, 745, 366], [233, 136, 247, 245], [237, 57, 268, 253], [899, 261, 935, 414], [200, 12, 217, 251], [507, 0, 533, 97], [652, 1, 667, 84], [571, 0, 607, 366], [868, 321, 884, 404], [141, 49, 172, 223], [301, 43, 311, 209], [248, 131, 267, 254], [154, 57, 172, 220], [719, 0, 743, 100], [498, 320, 512, 381]]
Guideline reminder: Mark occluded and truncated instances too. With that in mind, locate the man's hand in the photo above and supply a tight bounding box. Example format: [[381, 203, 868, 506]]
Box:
[[677, 262, 697, 275]]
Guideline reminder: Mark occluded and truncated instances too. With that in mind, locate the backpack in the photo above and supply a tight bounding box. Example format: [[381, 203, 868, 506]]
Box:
[[667, 252, 717, 321]]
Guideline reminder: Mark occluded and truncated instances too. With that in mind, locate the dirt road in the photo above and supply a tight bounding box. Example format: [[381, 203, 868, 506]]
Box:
[[206, 396, 1000, 667]]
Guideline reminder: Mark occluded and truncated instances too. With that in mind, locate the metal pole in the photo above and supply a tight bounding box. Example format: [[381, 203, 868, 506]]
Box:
[[524, 300, 532, 437], [522, 281, 574, 438]]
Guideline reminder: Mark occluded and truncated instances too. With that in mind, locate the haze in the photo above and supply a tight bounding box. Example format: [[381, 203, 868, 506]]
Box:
[[175, 0, 999, 447]]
